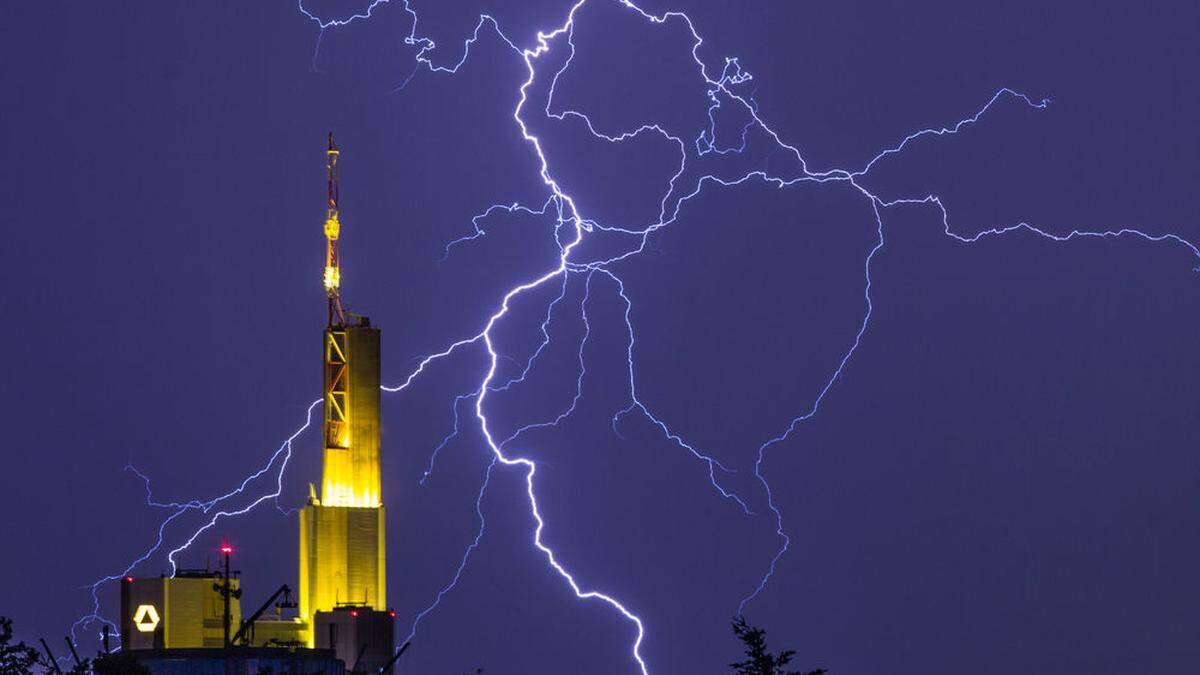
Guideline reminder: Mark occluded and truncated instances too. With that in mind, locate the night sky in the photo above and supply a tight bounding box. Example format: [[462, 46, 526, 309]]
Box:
[[2, 1, 1199, 673]]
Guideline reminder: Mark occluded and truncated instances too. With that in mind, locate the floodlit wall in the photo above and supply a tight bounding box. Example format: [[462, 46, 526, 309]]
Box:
[[121, 575, 241, 649], [321, 325, 381, 508], [299, 504, 387, 636]]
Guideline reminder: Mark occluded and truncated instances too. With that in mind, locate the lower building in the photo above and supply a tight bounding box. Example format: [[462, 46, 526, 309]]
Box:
[[313, 607, 395, 674], [121, 572, 242, 649], [245, 618, 309, 648]]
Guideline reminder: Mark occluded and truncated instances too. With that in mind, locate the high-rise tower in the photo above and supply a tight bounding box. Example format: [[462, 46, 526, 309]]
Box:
[[113, 135, 394, 671], [299, 135, 388, 636]]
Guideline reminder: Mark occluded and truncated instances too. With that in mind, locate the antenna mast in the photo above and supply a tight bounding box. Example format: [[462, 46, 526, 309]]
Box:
[[324, 133, 345, 326]]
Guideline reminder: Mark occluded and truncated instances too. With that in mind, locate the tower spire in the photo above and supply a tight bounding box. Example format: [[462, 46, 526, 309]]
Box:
[[323, 133, 344, 327]]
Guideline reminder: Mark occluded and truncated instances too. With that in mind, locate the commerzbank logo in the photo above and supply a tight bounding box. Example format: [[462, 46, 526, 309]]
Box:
[[133, 604, 160, 632]]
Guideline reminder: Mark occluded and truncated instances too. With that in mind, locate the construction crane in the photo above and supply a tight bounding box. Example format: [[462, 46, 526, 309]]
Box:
[[378, 641, 412, 674], [231, 584, 298, 647]]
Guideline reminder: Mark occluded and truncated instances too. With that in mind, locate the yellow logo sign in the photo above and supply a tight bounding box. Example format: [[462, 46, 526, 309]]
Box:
[[133, 604, 160, 632]]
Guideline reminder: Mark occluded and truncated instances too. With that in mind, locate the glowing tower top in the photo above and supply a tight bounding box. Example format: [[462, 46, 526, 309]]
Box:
[[324, 133, 345, 327]]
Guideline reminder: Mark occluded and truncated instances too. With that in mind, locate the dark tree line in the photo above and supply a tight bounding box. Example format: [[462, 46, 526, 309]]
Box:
[[0, 618, 40, 675], [6, 613, 823, 674], [0, 617, 146, 675]]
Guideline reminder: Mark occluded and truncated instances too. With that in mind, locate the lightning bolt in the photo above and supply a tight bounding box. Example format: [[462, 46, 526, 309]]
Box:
[[76, 0, 1199, 670], [71, 398, 322, 647]]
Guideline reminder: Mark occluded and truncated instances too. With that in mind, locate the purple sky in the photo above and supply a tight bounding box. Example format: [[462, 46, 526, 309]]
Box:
[[2, 1, 1198, 673]]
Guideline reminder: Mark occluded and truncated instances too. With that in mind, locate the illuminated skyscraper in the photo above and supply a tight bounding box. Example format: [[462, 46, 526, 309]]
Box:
[[115, 135, 393, 671], [299, 135, 388, 636]]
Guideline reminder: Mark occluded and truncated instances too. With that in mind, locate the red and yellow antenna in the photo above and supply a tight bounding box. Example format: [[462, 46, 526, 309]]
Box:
[[324, 133, 345, 326]]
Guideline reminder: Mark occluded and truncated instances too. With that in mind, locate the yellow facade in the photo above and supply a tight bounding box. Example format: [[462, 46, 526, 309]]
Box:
[[248, 618, 309, 647], [299, 504, 387, 615], [164, 575, 240, 648], [300, 320, 386, 645], [321, 325, 382, 508]]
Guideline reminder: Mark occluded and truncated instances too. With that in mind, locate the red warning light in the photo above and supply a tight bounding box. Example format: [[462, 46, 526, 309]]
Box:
[[388, 610, 396, 618], [124, 576, 134, 583], [220, 545, 233, 554], [350, 610, 358, 618]]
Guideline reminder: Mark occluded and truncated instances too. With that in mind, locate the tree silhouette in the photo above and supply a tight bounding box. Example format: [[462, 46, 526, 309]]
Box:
[[0, 616, 151, 675], [0, 617, 41, 675], [729, 616, 826, 675]]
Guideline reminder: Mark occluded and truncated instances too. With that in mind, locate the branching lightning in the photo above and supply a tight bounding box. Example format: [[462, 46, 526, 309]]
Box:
[[496, 269, 594, 451], [71, 398, 322, 647], [75, 0, 1199, 670]]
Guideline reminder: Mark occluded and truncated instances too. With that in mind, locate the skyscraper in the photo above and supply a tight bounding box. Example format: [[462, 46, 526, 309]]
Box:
[[298, 136, 391, 666]]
